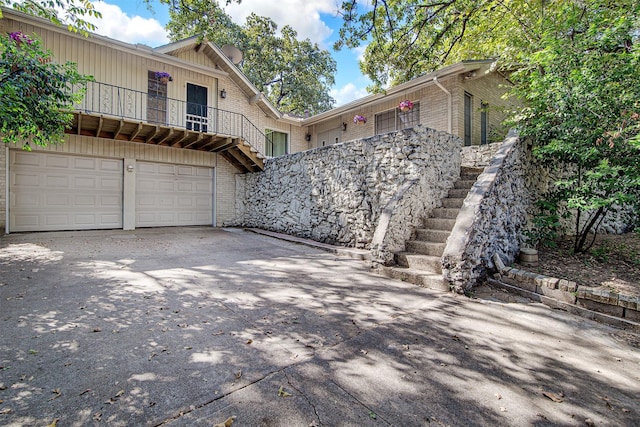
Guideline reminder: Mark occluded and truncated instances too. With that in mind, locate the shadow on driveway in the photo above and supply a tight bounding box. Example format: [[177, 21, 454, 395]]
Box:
[[0, 227, 638, 426]]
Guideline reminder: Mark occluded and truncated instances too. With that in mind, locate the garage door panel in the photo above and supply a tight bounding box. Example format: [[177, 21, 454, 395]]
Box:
[[100, 159, 122, 171], [101, 177, 121, 190], [47, 175, 70, 188], [10, 151, 123, 232], [45, 155, 70, 168], [75, 176, 97, 189], [13, 151, 40, 166], [157, 164, 175, 175], [46, 194, 72, 206], [135, 161, 212, 227]]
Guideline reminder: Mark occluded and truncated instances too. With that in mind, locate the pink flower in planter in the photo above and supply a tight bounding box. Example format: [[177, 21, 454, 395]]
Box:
[[353, 115, 367, 124]]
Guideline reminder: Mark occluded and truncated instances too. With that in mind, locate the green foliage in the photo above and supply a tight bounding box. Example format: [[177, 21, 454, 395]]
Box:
[[511, 1, 640, 253], [153, 0, 336, 115], [523, 199, 564, 249], [0, 31, 92, 149], [336, 0, 545, 90], [0, 0, 102, 35]]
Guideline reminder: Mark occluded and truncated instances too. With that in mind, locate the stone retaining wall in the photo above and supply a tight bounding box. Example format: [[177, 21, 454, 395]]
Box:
[[442, 132, 530, 292], [230, 126, 462, 263], [460, 141, 502, 168]]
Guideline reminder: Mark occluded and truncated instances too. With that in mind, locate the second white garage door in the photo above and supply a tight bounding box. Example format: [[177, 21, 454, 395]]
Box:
[[135, 162, 213, 227]]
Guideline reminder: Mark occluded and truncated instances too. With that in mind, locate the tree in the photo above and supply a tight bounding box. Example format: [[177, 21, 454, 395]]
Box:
[[337, 0, 640, 251], [152, 0, 336, 115], [0, 31, 91, 149], [0, 0, 102, 35], [511, 3, 640, 252]]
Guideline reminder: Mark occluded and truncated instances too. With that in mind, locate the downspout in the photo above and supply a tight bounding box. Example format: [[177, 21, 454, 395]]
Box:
[[433, 76, 452, 134]]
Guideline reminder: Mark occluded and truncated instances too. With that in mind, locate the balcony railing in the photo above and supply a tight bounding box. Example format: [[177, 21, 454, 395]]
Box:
[[72, 81, 273, 156]]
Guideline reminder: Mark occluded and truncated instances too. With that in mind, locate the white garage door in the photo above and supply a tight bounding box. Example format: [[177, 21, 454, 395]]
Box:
[[135, 162, 213, 227], [9, 151, 123, 232]]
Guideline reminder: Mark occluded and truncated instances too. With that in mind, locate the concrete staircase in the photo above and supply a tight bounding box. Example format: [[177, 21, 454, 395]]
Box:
[[380, 167, 482, 291]]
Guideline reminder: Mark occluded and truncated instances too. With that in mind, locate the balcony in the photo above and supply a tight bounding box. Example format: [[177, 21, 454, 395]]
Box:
[[68, 81, 271, 173]]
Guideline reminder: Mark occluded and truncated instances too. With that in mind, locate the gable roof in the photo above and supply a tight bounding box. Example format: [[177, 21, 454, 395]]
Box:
[[0, 8, 231, 79], [1, 7, 281, 120], [302, 60, 496, 126], [155, 37, 281, 120]]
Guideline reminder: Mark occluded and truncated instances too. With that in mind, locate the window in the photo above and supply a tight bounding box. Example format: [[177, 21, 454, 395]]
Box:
[[265, 129, 288, 157], [147, 70, 167, 125], [480, 102, 488, 145], [464, 92, 472, 146], [375, 102, 420, 135]]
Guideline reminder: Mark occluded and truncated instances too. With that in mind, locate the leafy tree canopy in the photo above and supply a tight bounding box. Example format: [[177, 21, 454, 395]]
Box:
[[151, 0, 336, 115], [0, 0, 102, 35], [1, 1, 97, 149], [0, 31, 91, 149]]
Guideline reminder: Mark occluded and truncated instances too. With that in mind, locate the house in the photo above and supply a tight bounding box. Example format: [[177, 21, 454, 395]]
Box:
[[301, 60, 514, 149], [0, 7, 304, 233], [0, 7, 513, 234]]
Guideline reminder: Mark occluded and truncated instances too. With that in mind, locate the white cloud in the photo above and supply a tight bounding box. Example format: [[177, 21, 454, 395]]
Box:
[[331, 83, 369, 107], [224, 0, 336, 47], [88, 2, 169, 46]]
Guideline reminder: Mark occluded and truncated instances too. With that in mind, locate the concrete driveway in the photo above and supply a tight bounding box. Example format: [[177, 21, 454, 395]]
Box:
[[0, 227, 638, 426]]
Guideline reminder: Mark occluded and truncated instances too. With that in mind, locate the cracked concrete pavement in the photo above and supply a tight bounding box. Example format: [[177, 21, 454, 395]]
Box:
[[0, 227, 639, 426]]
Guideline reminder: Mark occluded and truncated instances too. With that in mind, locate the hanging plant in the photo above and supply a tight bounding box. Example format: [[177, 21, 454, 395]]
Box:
[[155, 71, 172, 83], [353, 114, 367, 125], [399, 100, 413, 112]]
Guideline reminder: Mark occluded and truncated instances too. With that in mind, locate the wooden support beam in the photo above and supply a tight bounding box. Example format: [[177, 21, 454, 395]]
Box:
[[182, 133, 213, 150], [156, 129, 174, 145], [183, 133, 205, 149], [129, 123, 143, 141], [113, 119, 125, 139], [95, 116, 104, 138], [145, 125, 161, 143], [226, 147, 257, 172], [172, 130, 190, 147], [76, 113, 83, 135], [210, 137, 239, 152]]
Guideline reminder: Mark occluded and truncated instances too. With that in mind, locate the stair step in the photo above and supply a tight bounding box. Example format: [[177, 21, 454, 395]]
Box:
[[460, 174, 479, 181], [448, 188, 470, 198], [441, 198, 464, 209], [454, 179, 477, 189], [415, 229, 450, 243], [406, 240, 445, 256], [396, 253, 443, 273], [431, 207, 460, 219], [424, 217, 456, 231], [461, 166, 484, 175], [379, 266, 450, 292]]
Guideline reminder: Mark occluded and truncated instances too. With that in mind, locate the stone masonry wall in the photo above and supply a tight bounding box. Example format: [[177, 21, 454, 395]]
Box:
[[442, 132, 529, 292], [461, 141, 502, 168], [230, 126, 462, 263]]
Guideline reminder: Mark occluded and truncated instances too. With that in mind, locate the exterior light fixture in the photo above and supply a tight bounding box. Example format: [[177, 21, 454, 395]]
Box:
[[220, 89, 227, 99]]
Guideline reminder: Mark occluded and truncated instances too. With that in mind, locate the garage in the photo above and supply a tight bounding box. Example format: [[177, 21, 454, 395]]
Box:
[[9, 151, 123, 232], [135, 161, 213, 227]]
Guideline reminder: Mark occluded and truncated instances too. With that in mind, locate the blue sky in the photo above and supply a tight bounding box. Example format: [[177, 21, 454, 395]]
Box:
[[86, 0, 370, 106]]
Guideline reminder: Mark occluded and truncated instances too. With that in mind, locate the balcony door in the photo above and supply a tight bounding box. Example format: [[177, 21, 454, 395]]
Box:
[[186, 83, 208, 132]]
